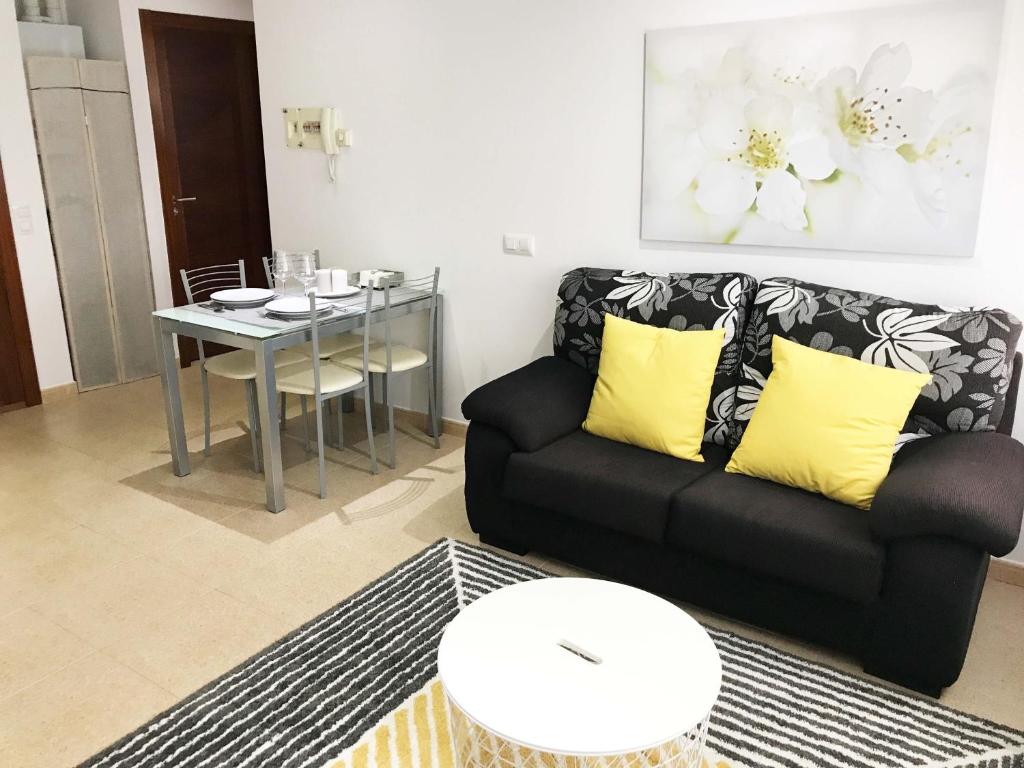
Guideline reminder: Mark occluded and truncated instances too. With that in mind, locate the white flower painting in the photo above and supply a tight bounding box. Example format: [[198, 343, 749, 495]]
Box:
[[641, 0, 1003, 257]]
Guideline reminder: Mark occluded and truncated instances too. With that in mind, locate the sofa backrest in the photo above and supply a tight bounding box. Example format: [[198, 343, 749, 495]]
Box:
[[733, 277, 1023, 445], [553, 268, 758, 446], [997, 353, 1022, 436]]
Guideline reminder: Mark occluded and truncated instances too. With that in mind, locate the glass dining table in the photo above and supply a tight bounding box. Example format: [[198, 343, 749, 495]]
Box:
[[152, 286, 442, 512]]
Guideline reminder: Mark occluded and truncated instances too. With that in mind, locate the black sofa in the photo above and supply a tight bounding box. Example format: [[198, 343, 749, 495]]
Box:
[[461, 269, 1024, 695]]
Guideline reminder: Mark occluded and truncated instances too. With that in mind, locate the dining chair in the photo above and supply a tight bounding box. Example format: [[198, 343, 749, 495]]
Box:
[[179, 260, 306, 472], [274, 288, 379, 498], [334, 268, 441, 469], [265, 249, 357, 433]]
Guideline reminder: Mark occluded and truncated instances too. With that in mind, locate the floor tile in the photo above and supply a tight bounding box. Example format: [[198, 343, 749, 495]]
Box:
[[33, 555, 208, 649], [152, 521, 273, 590], [60, 484, 221, 554], [214, 534, 382, 627], [0, 652, 176, 768], [0, 608, 93, 700], [0, 525, 134, 616], [104, 588, 289, 697]]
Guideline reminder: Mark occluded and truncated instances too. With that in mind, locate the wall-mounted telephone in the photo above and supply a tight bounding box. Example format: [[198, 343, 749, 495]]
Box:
[[283, 106, 352, 182]]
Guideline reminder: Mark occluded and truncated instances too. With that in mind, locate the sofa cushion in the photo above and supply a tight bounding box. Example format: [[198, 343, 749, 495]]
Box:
[[503, 430, 728, 544], [584, 316, 724, 461], [667, 471, 885, 604], [733, 277, 1022, 446], [553, 267, 757, 447]]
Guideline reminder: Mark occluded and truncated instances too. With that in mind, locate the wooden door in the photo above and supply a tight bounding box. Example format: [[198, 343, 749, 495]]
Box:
[[0, 160, 41, 409], [141, 10, 271, 365]]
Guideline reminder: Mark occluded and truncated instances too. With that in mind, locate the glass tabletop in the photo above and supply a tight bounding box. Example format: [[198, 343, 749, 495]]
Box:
[[153, 287, 432, 340]]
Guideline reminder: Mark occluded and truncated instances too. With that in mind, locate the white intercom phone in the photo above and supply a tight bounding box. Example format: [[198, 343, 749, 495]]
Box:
[[283, 106, 352, 182], [320, 108, 344, 154]]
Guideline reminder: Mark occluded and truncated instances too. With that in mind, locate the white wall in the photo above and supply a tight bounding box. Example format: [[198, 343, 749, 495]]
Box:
[[252, 0, 1024, 560], [0, 2, 75, 390], [118, 0, 253, 313], [66, 0, 126, 60]]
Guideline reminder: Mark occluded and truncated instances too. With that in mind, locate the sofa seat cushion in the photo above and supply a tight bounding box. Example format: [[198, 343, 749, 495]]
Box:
[[667, 471, 885, 604], [503, 430, 728, 544]]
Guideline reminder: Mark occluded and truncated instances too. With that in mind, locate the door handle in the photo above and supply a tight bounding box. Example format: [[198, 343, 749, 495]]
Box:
[[171, 195, 197, 216]]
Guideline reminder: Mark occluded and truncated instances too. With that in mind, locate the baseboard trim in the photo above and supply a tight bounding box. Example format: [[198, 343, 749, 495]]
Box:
[[40, 382, 78, 404], [352, 396, 467, 438], [990, 558, 1024, 587]]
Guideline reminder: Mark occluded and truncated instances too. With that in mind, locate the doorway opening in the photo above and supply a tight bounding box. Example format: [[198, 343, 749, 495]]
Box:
[[140, 10, 271, 367]]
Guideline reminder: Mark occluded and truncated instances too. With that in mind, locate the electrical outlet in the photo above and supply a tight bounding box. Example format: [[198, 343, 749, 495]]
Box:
[[11, 205, 33, 235], [502, 233, 534, 256]]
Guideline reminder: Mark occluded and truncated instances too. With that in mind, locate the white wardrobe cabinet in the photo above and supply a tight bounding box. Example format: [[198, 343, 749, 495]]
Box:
[[27, 56, 157, 390]]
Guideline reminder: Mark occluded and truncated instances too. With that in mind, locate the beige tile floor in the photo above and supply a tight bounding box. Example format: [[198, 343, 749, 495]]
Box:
[[0, 368, 1022, 767]]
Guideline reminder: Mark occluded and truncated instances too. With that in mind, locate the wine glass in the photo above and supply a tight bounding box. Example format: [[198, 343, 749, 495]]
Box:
[[271, 250, 292, 294], [291, 252, 317, 299]]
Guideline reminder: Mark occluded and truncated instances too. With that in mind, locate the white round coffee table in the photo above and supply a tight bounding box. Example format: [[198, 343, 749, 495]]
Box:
[[437, 578, 721, 768]]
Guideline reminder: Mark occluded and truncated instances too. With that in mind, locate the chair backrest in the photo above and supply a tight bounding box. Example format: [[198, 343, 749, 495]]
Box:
[[179, 260, 246, 362], [180, 260, 247, 303], [264, 249, 321, 288], [380, 268, 440, 374], [307, 284, 375, 397]]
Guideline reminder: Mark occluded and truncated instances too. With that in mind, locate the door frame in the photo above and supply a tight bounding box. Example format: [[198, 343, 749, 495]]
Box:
[[139, 9, 261, 312], [0, 159, 42, 407]]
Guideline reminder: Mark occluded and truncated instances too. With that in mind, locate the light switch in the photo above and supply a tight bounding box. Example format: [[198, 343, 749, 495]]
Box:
[[11, 205, 33, 235], [502, 233, 534, 256]]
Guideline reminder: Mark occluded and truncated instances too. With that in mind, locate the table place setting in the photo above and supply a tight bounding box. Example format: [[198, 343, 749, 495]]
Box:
[[186, 254, 368, 328], [188, 295, 359, 329]]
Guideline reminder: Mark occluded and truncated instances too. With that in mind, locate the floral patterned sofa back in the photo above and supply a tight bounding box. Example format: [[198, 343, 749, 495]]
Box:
[[554, 269, 1022, 450], [553, 268, 758, 446], [733, 277, 1022, 446]]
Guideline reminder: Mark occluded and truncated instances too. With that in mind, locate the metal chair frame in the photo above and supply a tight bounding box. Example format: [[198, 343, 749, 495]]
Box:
[[263, 249, 322, 430], [375, 268, 441, 468], [179, 260, 263, 472], [294, 287, 378, 497]]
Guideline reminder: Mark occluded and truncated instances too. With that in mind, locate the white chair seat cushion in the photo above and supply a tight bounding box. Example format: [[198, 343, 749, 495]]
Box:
[[334, 344, 428, 374], [204, 348, 306, 380], [274, 360, 364, 396], [295, 333, 365, 359]]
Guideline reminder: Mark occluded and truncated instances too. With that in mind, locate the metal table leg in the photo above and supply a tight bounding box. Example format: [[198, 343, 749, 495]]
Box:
[[254, 340, 285, 512], [154, 316, 190, 476]]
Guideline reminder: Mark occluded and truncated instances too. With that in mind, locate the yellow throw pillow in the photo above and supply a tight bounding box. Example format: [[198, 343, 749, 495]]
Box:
[[583, 314, 725, 462], [726, 336, 931, 509]]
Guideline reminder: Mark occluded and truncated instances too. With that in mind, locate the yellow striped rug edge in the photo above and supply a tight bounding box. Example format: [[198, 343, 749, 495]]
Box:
[[321, 677, 735, 768]]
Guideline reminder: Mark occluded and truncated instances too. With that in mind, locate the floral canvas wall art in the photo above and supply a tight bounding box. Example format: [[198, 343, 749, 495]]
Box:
[[641, 0, 1003, 257]]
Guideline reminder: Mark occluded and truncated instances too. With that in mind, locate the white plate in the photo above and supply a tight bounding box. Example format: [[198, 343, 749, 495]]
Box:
[[316, 285, 361, 299], [265, 297, 335, 316], [210, 288, 276, 305]]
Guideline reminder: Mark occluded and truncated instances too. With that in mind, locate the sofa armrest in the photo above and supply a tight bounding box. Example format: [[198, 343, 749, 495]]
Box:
[[870, 432, 1024, 555], [461, 356, 594, 452]]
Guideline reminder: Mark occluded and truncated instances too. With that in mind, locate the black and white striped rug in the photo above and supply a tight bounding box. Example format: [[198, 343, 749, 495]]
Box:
[[81, 539, 1024, 768]]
